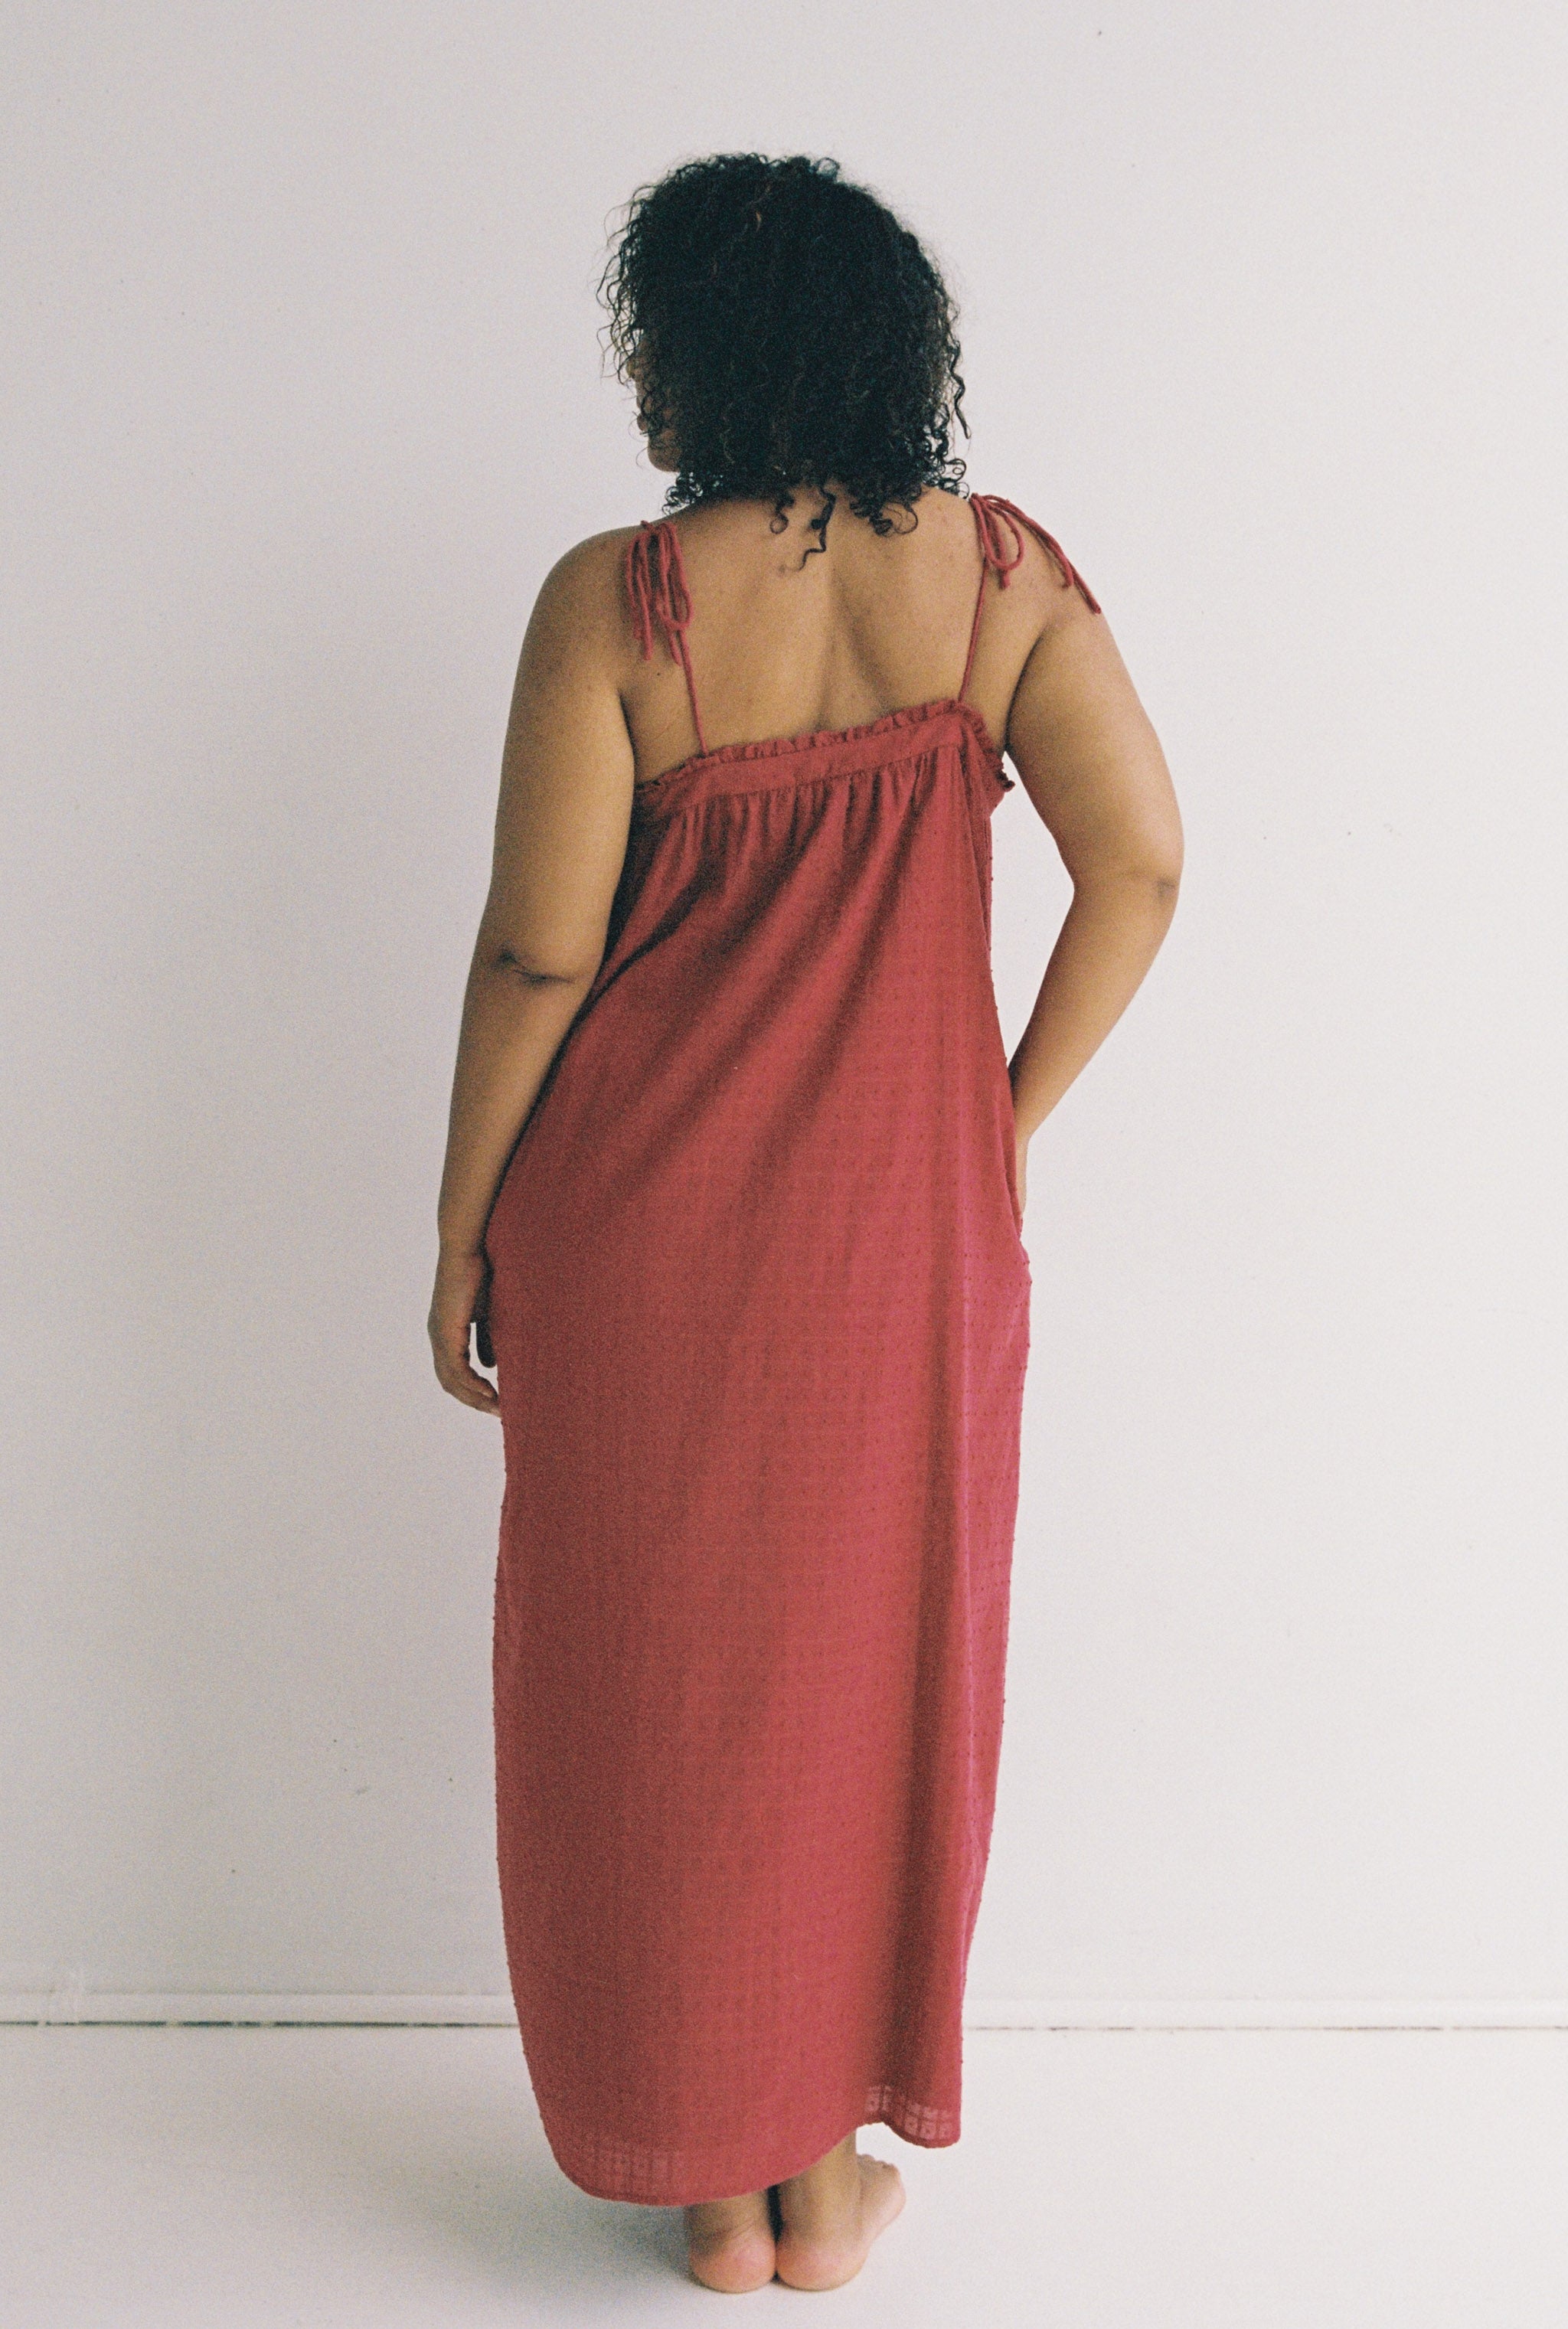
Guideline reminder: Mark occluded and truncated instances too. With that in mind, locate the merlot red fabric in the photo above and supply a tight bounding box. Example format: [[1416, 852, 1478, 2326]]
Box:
[[484, 493, 1096, 2205]]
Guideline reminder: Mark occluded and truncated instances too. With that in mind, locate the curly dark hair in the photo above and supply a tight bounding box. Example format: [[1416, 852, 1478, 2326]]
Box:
[[597, 152, 969, 547]]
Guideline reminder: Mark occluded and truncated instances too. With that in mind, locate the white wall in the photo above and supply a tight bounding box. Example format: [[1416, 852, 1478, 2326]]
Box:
[[3, 2, 1563, 2017]]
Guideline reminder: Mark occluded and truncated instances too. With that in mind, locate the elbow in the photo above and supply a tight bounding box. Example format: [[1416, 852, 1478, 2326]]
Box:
[[1068, 809, 1184, 905], [488, 943, 599, 989], [1145, 862, 1182, 926], [1072, 852, 1182, 905], [1138, 819, 1184, 900], [1124, 828, 1184, 905]]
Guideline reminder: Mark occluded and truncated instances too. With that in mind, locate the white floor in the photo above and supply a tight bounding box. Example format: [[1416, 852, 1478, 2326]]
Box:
[[1, 2027, 1565, 2327]]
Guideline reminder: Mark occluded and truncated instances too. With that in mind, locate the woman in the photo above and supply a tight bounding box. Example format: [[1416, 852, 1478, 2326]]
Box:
[[430, 152, 1181, 2295]]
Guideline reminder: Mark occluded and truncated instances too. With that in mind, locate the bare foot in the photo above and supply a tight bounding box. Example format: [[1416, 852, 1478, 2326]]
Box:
[[775, 2131, 906, 2291], [684, 2187, 777, 2293]]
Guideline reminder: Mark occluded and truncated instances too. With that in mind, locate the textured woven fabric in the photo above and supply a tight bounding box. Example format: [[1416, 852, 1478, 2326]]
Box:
[[484, 494, 1096, 2205]]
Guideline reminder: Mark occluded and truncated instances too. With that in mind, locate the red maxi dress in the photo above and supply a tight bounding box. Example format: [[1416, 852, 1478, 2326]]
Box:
[[484, 492, 1101, 2205]]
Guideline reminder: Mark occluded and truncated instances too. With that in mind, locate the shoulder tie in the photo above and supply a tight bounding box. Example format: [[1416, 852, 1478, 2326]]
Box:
[[969, 494, 1101, 613], [959, 492, 1101, 705], [625, 518, 709, 760]]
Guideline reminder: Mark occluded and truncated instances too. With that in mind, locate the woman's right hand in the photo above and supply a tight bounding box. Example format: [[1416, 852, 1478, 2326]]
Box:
[[428, 1245, 501, 1415]]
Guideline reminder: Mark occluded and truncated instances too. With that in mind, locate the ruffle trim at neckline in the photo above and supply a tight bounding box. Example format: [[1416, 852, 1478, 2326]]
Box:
[[634, 694, 1004, 795]]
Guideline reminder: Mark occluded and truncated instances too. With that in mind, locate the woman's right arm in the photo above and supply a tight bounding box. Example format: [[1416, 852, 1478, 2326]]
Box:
[[1001, 574, 1184, 1208]]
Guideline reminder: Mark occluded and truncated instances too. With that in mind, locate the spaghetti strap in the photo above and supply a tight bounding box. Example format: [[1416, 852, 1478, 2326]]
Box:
[[958, 492, 1101, 702], [626, 518, 709, 759]]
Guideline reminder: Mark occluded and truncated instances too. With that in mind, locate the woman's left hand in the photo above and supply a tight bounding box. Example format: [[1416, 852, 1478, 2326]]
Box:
[[428, 1246, 501, 1414]]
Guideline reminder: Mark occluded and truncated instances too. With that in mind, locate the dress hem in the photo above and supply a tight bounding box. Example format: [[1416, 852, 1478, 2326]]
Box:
[[532, 2081, 962, 2208]]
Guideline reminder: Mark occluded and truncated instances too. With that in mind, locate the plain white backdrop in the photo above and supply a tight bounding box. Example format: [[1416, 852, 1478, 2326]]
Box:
[[2, 1, 1564, 2024]]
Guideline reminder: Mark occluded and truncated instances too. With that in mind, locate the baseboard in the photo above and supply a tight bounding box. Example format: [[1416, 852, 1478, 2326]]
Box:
[[5, 1992, 1568, 2030], [1, 1992, 521, 2027], [961, 1998, 1568, 2030]]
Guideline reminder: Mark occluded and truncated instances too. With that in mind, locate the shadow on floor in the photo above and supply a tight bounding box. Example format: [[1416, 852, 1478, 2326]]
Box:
[[240, 2032, 692, 2305]]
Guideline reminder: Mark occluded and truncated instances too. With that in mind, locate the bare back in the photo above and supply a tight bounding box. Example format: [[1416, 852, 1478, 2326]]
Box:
[[476, 487, 1174, 1014], [617, 484, 1094, 788]]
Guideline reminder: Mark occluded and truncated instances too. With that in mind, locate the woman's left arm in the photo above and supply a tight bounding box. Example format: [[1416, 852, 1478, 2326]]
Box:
[[429, 535, 635, 1413]]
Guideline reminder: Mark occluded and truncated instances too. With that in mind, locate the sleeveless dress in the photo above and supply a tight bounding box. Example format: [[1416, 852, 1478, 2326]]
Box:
[[483, 492, 1101, 2206]]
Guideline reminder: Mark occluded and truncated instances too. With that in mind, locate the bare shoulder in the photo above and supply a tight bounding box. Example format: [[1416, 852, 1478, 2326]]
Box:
[[508, 528, 657, 719], [988, 504, 1102, 632], [527, 525, 637, 639], [920, 488, 1102, 673]]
